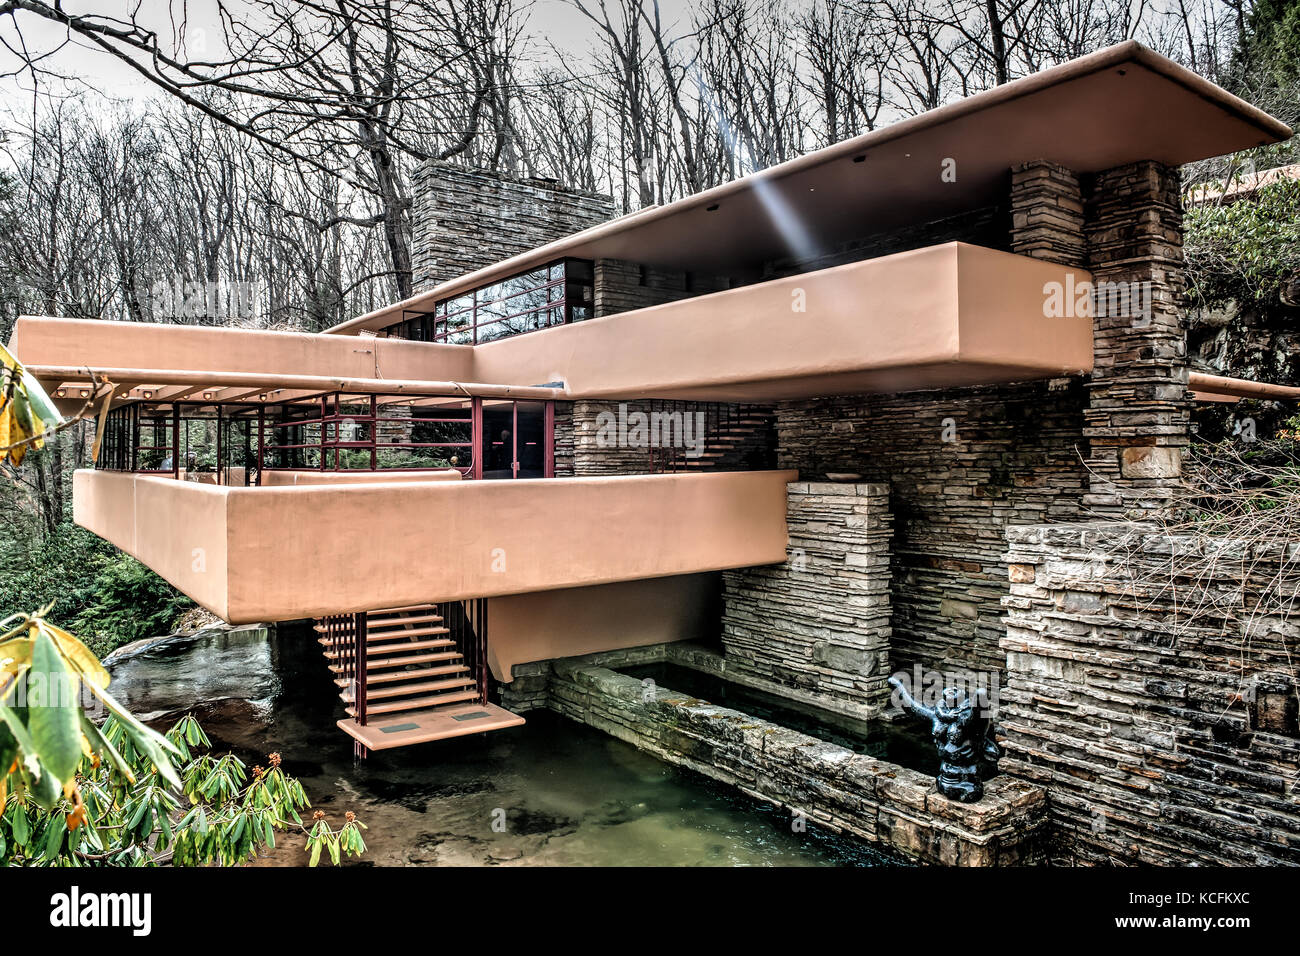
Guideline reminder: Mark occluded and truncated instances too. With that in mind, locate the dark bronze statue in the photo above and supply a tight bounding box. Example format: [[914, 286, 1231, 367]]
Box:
[[887, 677, 1001, 803]]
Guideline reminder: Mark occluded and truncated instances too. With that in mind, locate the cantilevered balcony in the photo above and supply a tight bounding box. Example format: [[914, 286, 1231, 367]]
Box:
[[73, 468, 794, 624], [469, 243, 1096, 401], [14, 243, 1092, 405]]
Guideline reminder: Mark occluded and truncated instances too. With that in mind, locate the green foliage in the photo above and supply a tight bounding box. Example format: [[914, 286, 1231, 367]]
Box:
[[1239, 0, 1300, 84], [336, 448, 457, 469], [69, 554, 195, 657], [0, 524, 193, 657], [1184, 176, 1300, 308], [2, 608, 184, 822], [1, 609, 365, 866], [0, 524, 112, 620], [0, 712, 367, 866]]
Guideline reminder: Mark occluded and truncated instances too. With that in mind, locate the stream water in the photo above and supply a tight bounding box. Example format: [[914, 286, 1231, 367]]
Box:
[[106, 623, 901, 866]]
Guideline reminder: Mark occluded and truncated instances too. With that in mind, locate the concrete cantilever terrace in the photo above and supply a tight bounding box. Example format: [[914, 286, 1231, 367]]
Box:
[[72, 469, 794, 627]]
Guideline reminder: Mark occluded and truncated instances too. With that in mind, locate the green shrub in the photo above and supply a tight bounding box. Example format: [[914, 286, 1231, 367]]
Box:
[[0, 524, 193, 656], [69, 554, 194, 656], [1184, 176, 1300, 308]]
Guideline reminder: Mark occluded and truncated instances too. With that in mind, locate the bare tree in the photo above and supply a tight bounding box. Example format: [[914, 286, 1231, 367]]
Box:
[[798, 0, 888, 144]]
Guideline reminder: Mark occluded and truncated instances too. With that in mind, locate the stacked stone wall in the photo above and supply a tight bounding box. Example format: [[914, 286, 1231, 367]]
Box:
[[1002, 523, 1300, 865], [1081, 161, 1191, 513], [722, 482, 893, 717], [1009, 160, 1086, 266], [775, 381, 1088, 681], [411, 162, 613, 292]]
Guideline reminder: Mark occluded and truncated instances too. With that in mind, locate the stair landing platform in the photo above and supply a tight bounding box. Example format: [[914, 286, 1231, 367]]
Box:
[[337, 702, 526, 751]]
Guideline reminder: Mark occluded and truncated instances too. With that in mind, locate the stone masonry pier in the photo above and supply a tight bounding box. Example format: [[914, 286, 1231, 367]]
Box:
[[722, 481, 893, 719]]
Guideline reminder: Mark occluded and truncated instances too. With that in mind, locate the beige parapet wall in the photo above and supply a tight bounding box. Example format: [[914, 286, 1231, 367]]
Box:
[[74, 469, 795, 623], [12, 243, 1093, 404], [74, 468, 232, 617], [8, 316, 473, 384]]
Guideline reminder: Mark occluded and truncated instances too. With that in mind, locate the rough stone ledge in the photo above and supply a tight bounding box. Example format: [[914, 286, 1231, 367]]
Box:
[[550, 662, 1047, 866]]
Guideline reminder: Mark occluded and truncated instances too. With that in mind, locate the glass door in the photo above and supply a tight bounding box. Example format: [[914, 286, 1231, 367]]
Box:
[[476, 399, 552, 480], [219, 408, 257, 486], [515, 401, 547, 478]]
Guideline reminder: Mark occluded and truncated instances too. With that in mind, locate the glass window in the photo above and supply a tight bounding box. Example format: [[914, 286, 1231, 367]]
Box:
[[382, 259, 592, 345], [136, 404, 176, 473]]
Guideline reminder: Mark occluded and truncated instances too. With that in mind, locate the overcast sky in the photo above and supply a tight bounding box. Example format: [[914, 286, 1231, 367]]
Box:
[[0, 0, 699, 116]]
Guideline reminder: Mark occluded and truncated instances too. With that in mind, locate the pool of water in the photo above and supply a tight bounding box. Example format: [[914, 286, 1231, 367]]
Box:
[[107, 624, 902, 867], [618, 661, 938, 775]]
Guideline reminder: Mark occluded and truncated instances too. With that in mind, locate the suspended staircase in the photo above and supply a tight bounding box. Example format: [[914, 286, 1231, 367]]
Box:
[[317, 601, 524, 754], [647, 403, 776, 473]]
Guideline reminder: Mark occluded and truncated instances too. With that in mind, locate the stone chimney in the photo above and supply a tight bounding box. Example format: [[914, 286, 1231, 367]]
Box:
[[410, 162, 615, 292]]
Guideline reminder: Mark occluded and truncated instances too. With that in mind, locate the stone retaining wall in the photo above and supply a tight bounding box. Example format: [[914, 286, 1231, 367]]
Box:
[[1002, 522, 1300, 865], [542, 657, 1046, 865], [722, 481, 893, 718]]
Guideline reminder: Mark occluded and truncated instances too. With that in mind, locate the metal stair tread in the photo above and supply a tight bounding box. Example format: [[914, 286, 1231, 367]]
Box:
[[352, 676, 477, 701], [334, 664, 469, 687], [323, 638, 455, 659]]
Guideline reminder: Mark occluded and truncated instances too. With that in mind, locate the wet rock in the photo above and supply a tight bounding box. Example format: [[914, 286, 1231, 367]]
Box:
[[407, 834, 443, 864], [508, 807, 576, 837]]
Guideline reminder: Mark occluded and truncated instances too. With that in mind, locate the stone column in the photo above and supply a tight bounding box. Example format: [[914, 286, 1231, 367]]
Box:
[[1081, 161, 1189, 514], [1009, 160, 1086, 267]]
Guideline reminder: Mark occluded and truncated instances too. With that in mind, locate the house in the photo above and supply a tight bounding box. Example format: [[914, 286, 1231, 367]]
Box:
[[8, 41, 1296, 865]]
